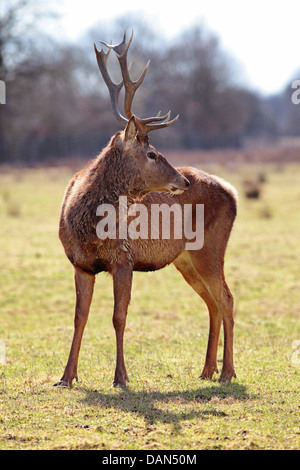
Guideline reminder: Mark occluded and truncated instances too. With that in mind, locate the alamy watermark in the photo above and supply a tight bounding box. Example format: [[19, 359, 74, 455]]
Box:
[[0, 80, 5, 104], [96, 196, 204, 250], [291, 80, 300, 104]]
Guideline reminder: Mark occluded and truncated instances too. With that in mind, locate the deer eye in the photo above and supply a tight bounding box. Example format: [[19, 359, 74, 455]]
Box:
[[147, 151, 157, 160]]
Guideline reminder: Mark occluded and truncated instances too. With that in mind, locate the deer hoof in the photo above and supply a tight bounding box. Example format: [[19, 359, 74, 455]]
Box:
[[219, 370, 237, 383], [53, 380, 72, 388], [200, 365, 218, 380], [113, 382, 127, 388]]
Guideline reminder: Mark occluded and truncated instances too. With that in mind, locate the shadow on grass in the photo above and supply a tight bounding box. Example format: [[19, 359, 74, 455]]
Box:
[[79, 381, 256, 429]]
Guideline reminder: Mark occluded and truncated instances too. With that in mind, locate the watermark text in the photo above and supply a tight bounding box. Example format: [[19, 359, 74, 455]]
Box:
[[0, 80, 5, 104], [291, 80, 300, 104], [96, 196, 204, 250]]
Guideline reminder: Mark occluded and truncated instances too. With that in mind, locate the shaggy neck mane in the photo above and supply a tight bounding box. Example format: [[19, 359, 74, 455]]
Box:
[[87, 141, 145, 205], [66, 140, 146, 242]]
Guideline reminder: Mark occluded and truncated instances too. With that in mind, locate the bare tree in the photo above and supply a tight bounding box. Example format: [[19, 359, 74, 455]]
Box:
[[0, 9, 288, 163], [0, 0, 58, 160]]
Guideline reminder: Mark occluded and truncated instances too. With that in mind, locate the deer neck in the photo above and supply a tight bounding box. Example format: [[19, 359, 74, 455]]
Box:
[[89, 145, 146, 206]]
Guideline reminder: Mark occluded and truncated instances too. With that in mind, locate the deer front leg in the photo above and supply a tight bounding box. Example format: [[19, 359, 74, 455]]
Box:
[[54, 267, 95, 387], [112, 264, 132, 387]]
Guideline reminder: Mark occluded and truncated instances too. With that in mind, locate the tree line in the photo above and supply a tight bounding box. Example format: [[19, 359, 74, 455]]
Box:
[[0, 1, 299, 163]]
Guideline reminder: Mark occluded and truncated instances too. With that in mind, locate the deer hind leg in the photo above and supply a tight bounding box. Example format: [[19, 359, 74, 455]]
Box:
[[112, 264, 133, 387], [54, 267, 95, 387], [189, 249, 236, 382], [173, 252, 221, 380]]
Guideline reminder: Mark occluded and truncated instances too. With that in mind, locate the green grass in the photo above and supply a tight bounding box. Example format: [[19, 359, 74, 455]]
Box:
[[0, 162, 299, 450]]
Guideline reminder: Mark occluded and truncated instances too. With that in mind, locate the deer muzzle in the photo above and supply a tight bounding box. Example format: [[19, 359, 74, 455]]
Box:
[[168, 175, 190, 195]]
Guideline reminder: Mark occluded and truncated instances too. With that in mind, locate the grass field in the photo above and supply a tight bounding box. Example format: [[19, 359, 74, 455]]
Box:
[[0, 156, 299, 450]]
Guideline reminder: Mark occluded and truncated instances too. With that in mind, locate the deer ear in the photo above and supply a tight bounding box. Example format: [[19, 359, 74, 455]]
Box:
[[124, 116, 137, 143]]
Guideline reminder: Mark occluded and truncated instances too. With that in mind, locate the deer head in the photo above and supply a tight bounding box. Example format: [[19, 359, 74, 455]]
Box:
[[94, 31, 190, 195]]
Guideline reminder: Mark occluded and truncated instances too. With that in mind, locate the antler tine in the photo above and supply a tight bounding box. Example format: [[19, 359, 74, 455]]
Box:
[[139, 111, 170, 125], [99, 30, 129, 57], [136, 113, 180, 136], [94, 42, 127, 125], [114, 31, 151, 120]]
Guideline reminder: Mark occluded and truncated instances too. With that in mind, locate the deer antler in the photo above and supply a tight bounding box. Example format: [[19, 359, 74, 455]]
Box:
[[94, 31, 179, 136]]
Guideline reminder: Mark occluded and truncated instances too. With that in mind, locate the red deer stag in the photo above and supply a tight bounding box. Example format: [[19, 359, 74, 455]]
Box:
[[55, 31, 237, 388]]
